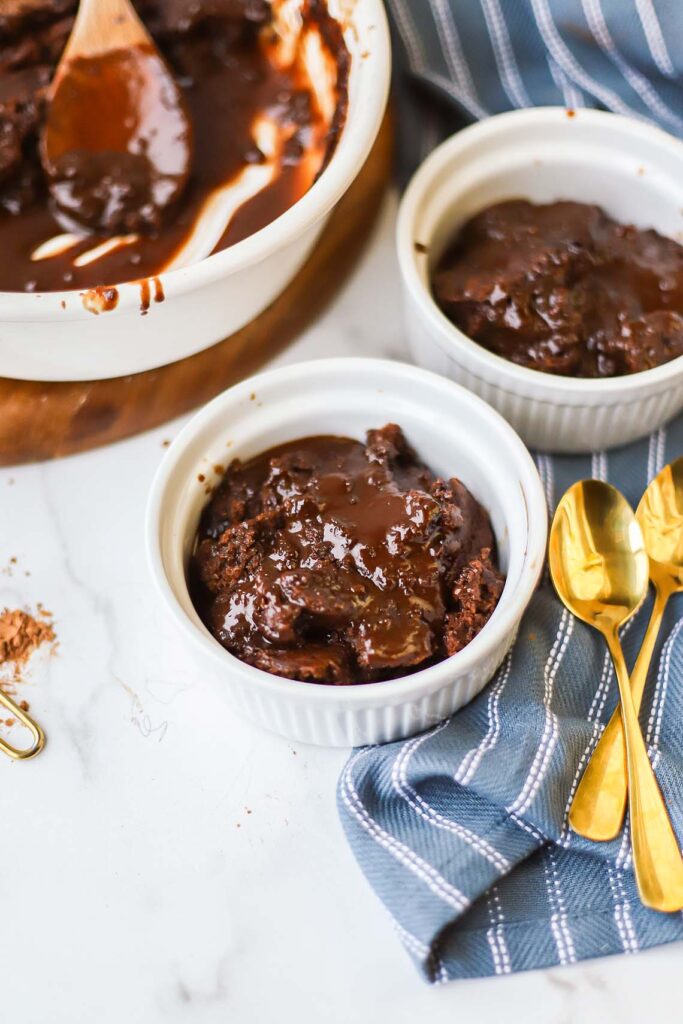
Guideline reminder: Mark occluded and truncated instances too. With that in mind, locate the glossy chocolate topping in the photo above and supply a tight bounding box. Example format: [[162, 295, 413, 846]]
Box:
[[191, 425, 505, 685], [433, 199, 683, 378], [0, 0, 349, 292], [42, 43, 192, 234]]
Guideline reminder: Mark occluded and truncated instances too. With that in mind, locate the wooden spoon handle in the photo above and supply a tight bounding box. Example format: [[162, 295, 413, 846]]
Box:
[[606, 628, 683, 913], [570, 585, 669, 840], [63, 0, 151, 60]]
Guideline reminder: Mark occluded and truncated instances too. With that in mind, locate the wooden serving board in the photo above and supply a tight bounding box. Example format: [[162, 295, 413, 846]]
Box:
[[0, 117, 393, 466]]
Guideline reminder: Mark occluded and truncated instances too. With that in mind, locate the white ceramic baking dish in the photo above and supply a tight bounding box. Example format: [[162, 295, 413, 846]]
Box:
[[146, 357, 547, 747], [0, 0, 390, 382], [397, 107, 683, 453]]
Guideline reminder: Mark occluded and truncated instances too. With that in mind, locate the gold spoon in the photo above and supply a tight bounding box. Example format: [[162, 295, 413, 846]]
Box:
[[569, 458, 683, 841], [549, 479, 683, 913]]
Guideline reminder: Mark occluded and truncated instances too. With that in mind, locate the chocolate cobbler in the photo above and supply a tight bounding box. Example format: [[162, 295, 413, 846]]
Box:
[[433, 199, 683, 378], [190, 425, 505, 685], [0, 0, 349, 292]]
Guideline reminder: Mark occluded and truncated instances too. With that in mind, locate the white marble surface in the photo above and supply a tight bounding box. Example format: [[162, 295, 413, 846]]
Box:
[[2, 195, 681, 1023]]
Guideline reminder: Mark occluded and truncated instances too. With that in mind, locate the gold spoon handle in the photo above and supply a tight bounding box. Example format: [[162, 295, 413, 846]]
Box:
[[605, 628, 683, 912], [0, 689, 45, 761], [570, 585, 670, 840]]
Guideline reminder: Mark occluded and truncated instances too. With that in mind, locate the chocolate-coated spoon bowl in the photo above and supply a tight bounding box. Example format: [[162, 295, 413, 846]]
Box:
[[41, 0, 192, 235]]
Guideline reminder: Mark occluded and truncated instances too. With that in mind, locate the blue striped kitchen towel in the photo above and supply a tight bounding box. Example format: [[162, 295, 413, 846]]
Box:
[[338, 423, 683, 982], [338, 1, 683, 981], [387, 0, 683, 179]]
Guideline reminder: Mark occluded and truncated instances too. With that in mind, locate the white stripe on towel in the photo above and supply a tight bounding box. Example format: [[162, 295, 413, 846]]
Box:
[[429, 0, 489, 118], [455, 651, 512, 786], [543, 846, 577, 964], [648, 618, 683, 770], [548, 56, 584, 108], [480, 0, 532, 108], [341, 750, 470, 913], [635, 0, 676, 78], [486, 885, 512, 974], [531, 0, 647, 120], [392, 723, 511, 872], [581, 0, 683, 131], [507, 607, 572, 816]]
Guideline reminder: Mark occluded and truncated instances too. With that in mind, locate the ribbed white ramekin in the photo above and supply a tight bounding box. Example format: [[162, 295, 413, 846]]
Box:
[[397, 108, 683, 453], [146, 358, 547, 747]]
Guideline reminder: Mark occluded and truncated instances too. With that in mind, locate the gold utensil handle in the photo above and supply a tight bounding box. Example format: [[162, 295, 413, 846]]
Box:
[[0, 689, 45, 761], [605, 629, 683, 913], [570, 586, 669, 840]]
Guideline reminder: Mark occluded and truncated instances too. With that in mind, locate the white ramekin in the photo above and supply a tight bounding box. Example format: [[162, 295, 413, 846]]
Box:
[[0, 0, 390, 382], [146, 357, 547, 747], [397, 107, 683, 454]]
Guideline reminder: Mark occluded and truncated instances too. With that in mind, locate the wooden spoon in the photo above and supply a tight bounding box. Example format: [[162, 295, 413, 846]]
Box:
[[41, 0, 192, 234]]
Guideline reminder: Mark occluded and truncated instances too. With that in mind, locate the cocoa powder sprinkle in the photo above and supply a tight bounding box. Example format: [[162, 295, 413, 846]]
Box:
[[0, 608, 55, 668]]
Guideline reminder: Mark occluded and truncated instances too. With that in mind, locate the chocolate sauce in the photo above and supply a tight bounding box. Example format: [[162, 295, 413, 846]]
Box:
[[43, 44, 192, 234], [0, 0, 349, 292], [191, 425, 505, 685], [433, 199, 683, 378]]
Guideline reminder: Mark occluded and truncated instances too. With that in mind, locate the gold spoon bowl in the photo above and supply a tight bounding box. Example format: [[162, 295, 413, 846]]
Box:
[[570, 458, 683, 841]]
